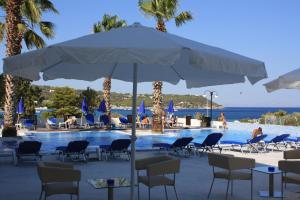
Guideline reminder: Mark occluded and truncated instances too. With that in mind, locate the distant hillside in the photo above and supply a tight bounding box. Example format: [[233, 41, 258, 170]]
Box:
[[38, 85, 221, 109]]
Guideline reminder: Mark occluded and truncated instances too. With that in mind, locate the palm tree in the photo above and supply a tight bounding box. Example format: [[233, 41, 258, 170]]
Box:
[[1, 0, 58, 127], [93, 14, 126, 125], [138, 0, 193, 119]]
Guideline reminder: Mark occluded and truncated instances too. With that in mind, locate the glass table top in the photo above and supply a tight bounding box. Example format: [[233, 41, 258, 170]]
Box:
[[88, 177, 130, 189], [253, 166, 281, 174]]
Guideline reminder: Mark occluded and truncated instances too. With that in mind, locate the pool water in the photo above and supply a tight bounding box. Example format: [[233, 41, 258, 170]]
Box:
[[24, 128, 292, 152]]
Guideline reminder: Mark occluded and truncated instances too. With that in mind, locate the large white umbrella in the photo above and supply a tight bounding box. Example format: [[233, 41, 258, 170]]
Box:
[[3, 23, 267, 199], [264, 68, 300, 92]]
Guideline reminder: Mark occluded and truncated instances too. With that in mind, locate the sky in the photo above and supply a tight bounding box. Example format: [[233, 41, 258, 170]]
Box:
[[1, 0, 300, 107]]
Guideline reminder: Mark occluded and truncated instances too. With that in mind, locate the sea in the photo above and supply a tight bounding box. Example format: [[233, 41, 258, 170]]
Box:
[[112, 107, 300, 122]]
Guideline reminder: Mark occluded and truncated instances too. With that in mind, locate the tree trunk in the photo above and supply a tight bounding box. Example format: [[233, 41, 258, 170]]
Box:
[[103, 77, 111, 126], [4, 0, 23, 127], [151, 21, 166, 131]]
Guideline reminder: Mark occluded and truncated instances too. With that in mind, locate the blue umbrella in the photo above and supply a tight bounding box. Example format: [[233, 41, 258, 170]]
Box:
[[167, 100, 174, 113], [138, 100, 145, 114], [16, 97, 24, 123], [98, 99, 107, 113], [81, 96, 88, 115], [17, 97, 24, 114]]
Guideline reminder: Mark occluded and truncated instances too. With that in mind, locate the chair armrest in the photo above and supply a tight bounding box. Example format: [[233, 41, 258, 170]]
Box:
[[147, 159, 180, 176], [40, 167, 81, 182], [41, 161, 74, 169], [229, 157, 255, 170], [283, 149, 300, 159], [279, 160, 300, 174], [135, 156, 172, 170]]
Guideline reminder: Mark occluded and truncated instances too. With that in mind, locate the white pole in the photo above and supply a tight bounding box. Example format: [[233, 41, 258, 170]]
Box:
[[130, 63, 138, 200]]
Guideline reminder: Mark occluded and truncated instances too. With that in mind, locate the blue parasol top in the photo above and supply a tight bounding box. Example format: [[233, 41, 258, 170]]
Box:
[[81, 96, 88, 115], [138, 100, 145, 114], [16, 97, 24, 114], [98, 99, 107, 113], [167, 100, 174, 113]]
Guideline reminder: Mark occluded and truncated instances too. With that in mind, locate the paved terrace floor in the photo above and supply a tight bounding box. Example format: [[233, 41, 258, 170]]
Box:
[[0, 151, 300, 200]]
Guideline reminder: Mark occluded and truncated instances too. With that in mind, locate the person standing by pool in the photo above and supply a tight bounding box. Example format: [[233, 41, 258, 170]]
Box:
[[218, 112, 227, 129], [252, 127, 263, 138]]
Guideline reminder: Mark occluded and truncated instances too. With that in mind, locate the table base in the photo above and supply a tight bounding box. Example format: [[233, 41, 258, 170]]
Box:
[[259, 191, 282, 198]]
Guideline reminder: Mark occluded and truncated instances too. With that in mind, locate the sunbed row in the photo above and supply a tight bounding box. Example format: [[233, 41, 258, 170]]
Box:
[[1, 133, 297, 165]]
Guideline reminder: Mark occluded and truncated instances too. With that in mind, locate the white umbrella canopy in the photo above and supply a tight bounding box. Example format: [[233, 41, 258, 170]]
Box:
[[264, 68, 300, 92], [3, 23, 267, 200], [4, 23, 267, 86]]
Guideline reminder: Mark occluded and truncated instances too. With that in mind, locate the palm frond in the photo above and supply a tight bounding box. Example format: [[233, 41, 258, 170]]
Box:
[[23, 29, 46, 49], [93, 22, 102, 33], [160, 0, 177, 20], [39, 21, 55, 38], [138, 0, 157, 17], [38, 0, 59, 13], [175, 11, 193, 26], [0, 0, 6, 8], [22, 0, 42, 23], [18, 22, 27, 33]]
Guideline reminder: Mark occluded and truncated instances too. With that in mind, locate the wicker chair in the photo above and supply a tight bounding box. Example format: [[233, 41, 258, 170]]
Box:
[[135, 155, 180, 200], [278, 149, 300, 199], [207, 153, 255, 200], [37, 162, 81, 200]]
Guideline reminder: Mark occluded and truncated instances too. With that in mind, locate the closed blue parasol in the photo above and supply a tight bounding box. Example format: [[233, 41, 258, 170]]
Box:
[[138, 100, 145, 114], [81, 96, 88, 115], [16, 97, 24, 123], [17, 97, 24, 114], [167, 100, 174, 113], [98, 99, 107, 113]]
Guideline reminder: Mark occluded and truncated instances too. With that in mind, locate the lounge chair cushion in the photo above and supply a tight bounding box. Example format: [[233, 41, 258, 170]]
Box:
[[45, 182, 78, 196], [138, 175, 175, 187], [214, 170, 252, 180], [220, 141, 245, 145], [152, 143, 171, 149]]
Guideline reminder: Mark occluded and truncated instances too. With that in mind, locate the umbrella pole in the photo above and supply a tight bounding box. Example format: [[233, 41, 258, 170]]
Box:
[[130, 63, 138, 200]]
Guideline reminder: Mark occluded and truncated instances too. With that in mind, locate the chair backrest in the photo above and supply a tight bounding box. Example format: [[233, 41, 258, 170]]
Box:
[[17, 141, 42, 154], [135, 155, 173, 170], [248, 134, 267, 144], [119, 117, 129, 124], [171, 137, 193, 148], [85, 114, 94, 125], [47, 118, 58, 125], [100, 115, 109, 125], [202, 133, 223, 147], [110, 139, 131, 151], [207, 153, 233, 170], [23, 119, 34, 127], [67, 140, 89, 153], [271, 134, 290, 143], [147, 158, 181, 177]]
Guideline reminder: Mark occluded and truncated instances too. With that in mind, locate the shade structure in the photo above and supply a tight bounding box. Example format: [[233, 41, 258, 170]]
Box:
[[16, 97, 24, 114], [264, 68, 300, 92], [167, 100, 174, 113], [98, 99, 107, 113], [138, 100, 145, 114], [3, 23, 267, 200], [81, 96, 88, 115]]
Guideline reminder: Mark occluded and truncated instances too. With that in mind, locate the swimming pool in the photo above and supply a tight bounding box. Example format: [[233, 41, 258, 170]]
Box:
[[23, 122, 300, 152]]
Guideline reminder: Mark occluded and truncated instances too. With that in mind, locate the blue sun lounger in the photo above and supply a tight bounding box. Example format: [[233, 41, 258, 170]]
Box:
[[152, 137, 193, 156], [99, 139, 131, 160], [193, 133, 223, 154], [264, 134, 290, 151], [56, 140, 89, 162], [221, 134, 268, 153], [119, 117, 131, 128]]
